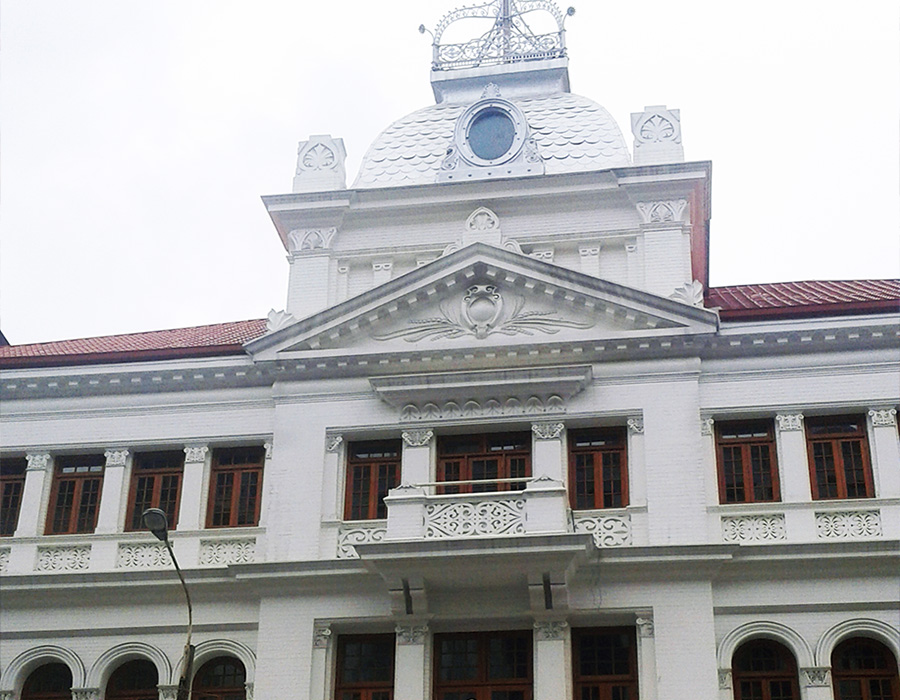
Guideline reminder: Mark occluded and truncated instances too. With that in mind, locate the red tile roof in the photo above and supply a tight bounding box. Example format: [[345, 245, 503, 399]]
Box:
[[0, 281, 897, 368], [707, 280, 900, 320], [0, 319, 267, 368]]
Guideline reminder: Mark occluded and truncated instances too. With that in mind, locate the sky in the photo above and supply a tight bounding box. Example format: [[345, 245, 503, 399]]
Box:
[[2, 0, 898, 345]]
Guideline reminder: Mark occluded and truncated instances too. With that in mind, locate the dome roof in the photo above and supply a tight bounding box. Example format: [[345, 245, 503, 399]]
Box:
[[353, 91, 631, 189]]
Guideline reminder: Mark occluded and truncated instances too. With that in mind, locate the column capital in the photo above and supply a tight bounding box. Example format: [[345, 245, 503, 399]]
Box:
[[635, 615, 654, 638], [244, 682, 254, 700], [869, 408, 897, 427], [157, 686, 179, 700], [533, 619, 568, 641], [800, 667, 830, 687], [717, 669, 732, 690], [401, 429, 434, 447], [72, 689, 101, 700], [313, 623, 333, 649], [531, 422, 564, 440], [183, 445, 209, 463], [104, 449, 129, 467], [264, 442, 273, 459], [325, 435, 343, 453], [25, 453, 52, 470], [700, 417, 715, 436], [775, 413, 804, 432], [395, 623, 430, 645], [627, 417, 644, 435]]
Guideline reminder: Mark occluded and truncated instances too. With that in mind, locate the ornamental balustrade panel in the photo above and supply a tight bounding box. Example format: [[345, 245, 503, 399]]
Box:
[[116, 541, 172, 569], [815, 510, 882, 539], [571, 511, 632, 547], [35, 544, 92, 571], [424, 494, 526, 538], [198, 538, 256, 566], [721, 514, 787, 542], [337, 522, 387, 558]]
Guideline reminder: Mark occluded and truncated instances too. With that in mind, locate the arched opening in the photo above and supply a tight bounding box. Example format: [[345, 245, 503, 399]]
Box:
[[832, 637, 900, 700], [732, 639, 800, 700], [191, 656, 246, 700], [21, 663, 73, 700], [106, 659, 159, 700]]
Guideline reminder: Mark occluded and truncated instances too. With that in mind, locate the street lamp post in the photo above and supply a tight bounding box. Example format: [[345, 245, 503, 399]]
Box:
[[142, 508, 195, 700]]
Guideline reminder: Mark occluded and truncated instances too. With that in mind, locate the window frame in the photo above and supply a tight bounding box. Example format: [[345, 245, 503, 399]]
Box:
[[805, 415, 875, 500], [436, 432, 532, 495], [433, 629, 533, 700], [831, 637, 900, 700], [568, 427, 629, 510], [0, 457, 27, 536], [125, 451, 185, 532], [190, 656, 246, 700], [715, 419, 780, 504], [105, 659, 159, 700], [206, 447, 265, 529], [334, 633, 396, 700], [571, 627, 639, 700], [731, 638, 800, 700], [45, 455, 106, 535], [343, 440, 401, 521]]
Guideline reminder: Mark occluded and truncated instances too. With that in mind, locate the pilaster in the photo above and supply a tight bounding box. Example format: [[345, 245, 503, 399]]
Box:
[[401, 430, 434, 485], [15, 453, 51, 537], [636, 614, 658, 700], [309, 623, 333, 700], [775, 413, 810, 502], [178, 445, 209, 531], [531, 422, 565, 482], [533, 619, 570, 700], [95, 449, 129, 534], [868, 408, 900, 497], [800, 667, 832, 700], [578, 245, 601, 277], [394, 623, 430, 700], [321, 435, 344, 522]]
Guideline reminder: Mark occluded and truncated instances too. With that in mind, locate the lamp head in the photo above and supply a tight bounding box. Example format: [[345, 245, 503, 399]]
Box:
[[142, 508, 169, 542]]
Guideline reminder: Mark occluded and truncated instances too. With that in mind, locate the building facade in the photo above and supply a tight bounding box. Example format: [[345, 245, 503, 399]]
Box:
[[1, 3, 899, 700]]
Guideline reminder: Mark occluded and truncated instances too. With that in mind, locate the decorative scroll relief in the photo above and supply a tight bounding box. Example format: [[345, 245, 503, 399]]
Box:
[[287, 227, 337, 253], [869, 408, 898, 427], [801, 668, 831, 687], [534, 620, 568, 641], [627, 417, 644, 435], [635, 616, 654, 638], [116, 542, 172, 569], [775, 414, 804, 432], [266, 309, 295, 333], [298, 142, 336, 172], [425, 499, 525, 538], [721, 515, 786, 542], [401, 429, 434, 447], [104, 449, 129, 467], [326, 435, 343, 453], [573, 513, 632, 547], [815, 511, 882, 539], [670, 280, 704, 307], [636, 199, 688, 224], [183, 445, 209, 463], [532, 422, 564, 440], [313, 624, 332, 649], [35, 545, 91, 572], [0, 548, 9, 573], [700, 417, 715, 436], [401, 395, 565, 422], [467, 206, 500, 233], [337, 523, 387, 558], [26, 453, 52, 470], [396, 624, 430, 645], [372, 284, 593, 342], [199, 539, 255, 566]]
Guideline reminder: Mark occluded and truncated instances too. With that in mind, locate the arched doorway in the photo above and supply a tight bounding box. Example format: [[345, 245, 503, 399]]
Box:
[[732, 638, 800, 700], [21, 663, 72, 700], [191, 656, 246, 700], [832, 637, 900, 700], [106, 659, 159, 700]]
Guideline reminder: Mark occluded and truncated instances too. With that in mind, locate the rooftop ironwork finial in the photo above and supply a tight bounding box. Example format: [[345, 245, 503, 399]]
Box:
[[423, 0, 575, 71]]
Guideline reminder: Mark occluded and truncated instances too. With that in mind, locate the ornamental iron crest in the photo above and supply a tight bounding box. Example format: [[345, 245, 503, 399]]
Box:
[[425, 0, 575, 71], [373, 284, 592, 342]]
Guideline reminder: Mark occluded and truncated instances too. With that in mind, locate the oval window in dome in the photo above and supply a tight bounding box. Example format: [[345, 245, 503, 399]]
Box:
[[467, 108, 516, 161]]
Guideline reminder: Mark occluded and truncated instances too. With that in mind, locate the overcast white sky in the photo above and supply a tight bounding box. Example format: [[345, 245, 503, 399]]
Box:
[[2, 0, 898, 345]]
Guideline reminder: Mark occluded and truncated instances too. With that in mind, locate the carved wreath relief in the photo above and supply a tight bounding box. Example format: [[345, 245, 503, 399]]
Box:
[[374, 284, 592, 342]]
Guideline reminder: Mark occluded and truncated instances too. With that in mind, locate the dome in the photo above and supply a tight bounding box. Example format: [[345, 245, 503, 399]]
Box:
[[353, 91, 632, 189]]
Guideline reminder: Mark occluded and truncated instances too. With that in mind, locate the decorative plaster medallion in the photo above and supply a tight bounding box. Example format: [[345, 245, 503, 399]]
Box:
[[313, 624, 333, 649], [25, 453, 51, 470], [298, 143, 335, 172], [104, 449, 129, 467], [373, 284, 593, 342], [869, 408, 898, 427], [669, 280, 704, 307], [466, 207, 500, 233], [700, 417, 715, 436], [718, 669, 733, 690], [531, 422, 564, 440], [533, 620, 568, 641], [325, 435, 343, 453], [183, 445, 209, 463], [635, 616, 654, 637], [266, 309, 295, 332], [632, 107, 682, 145], [636, 199, 688, 224], [627, 417, 644, 435], [395, 624, 429, 645], [801, 668, 830, 687], [401, 429, 434, 447], [775, 414, 804, 432], [815, 510, 882, 539]]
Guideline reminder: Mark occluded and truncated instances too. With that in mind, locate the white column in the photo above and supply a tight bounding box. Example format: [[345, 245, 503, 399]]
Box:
[[15, 453, 51, 537], [800, 667, 833, 700], [636, 615, 658, 700], [531, 422, 565, 481], [394, 623, 430, 700], [95, 449, 129, 534], [533, 620, 570, 700], [178, 445, 209, 531], [868, 409, 900, 497], [401, 430, 434, 485], [309, 623, 333, 700]]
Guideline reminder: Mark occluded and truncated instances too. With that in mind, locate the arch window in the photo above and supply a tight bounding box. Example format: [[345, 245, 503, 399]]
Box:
[[732, 639, 799, 700], [191, 656, 246, 700], [106, 659, 158, 700], [832, 637, 900, 700], [21, 663, 72, 700]]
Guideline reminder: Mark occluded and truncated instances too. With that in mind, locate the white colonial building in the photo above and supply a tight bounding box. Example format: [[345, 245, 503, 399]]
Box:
[[1, 3, 898, 700]]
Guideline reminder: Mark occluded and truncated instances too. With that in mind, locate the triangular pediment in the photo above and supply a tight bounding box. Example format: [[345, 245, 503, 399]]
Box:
[[245, 244, 718, 361]]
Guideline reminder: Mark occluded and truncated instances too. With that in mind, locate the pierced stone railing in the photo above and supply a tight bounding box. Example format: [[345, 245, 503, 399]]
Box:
[[337, 522, 387, 558], [572, 511, 632, 547]]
